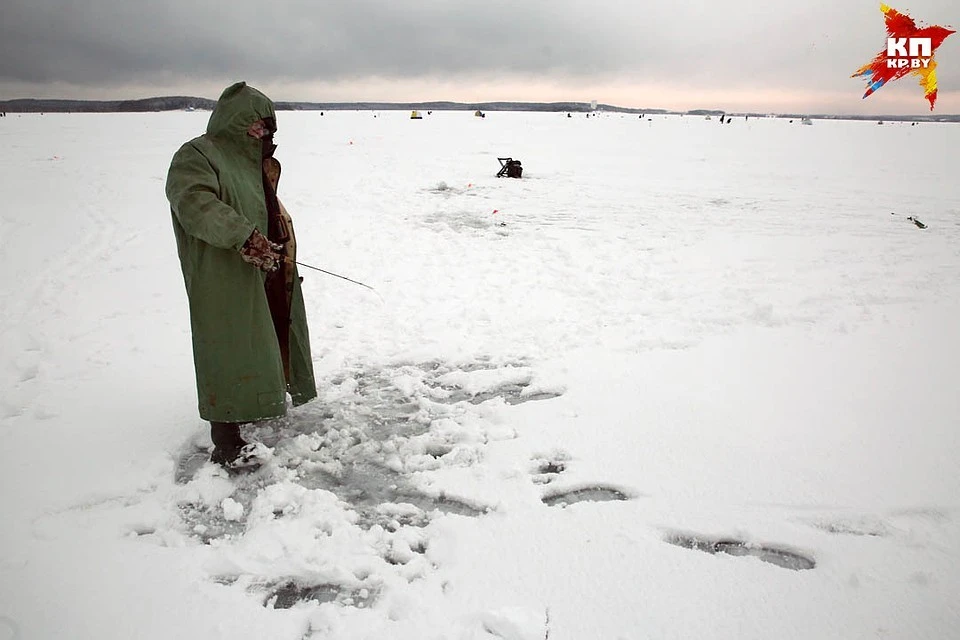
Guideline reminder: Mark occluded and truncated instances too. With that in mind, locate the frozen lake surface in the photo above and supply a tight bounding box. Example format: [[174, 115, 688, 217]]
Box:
[[0, 111, 958, 639]]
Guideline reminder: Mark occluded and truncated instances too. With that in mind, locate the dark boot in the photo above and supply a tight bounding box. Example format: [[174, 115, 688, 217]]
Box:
[[210, 422, 260, 470]]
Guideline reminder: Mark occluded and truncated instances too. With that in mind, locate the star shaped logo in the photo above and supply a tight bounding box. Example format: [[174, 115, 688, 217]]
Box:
[[852, 4, 954, 110]]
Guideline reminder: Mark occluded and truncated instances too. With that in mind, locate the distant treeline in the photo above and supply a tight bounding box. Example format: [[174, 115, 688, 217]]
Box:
[[0, 96, 655, 114], [0, 96, 216, 112], [0, 96, 956, 122]]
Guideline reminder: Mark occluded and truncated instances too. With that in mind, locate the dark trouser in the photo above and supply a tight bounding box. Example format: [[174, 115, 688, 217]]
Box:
[[210, 422, 245, 449]]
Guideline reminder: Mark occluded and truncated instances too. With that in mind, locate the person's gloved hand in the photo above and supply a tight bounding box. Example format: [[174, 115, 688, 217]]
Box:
[[240, 229, 283, 272]]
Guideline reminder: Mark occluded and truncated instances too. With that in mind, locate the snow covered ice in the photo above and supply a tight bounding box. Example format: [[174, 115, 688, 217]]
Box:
[[1, 110, 959, 639]]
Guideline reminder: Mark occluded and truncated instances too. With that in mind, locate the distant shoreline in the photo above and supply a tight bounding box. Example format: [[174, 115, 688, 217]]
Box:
[[0, 96, 956, 122]]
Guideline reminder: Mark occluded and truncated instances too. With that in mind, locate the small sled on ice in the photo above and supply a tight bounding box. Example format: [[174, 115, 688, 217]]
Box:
[[497, 157, 522, 178], [907, 216, 927, 229]]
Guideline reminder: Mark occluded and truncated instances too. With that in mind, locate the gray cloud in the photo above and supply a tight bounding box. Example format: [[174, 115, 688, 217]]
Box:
[[1, 0, 958, 109]]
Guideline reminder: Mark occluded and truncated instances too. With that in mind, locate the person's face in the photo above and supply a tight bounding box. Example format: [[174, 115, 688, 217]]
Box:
[[249, 117, 278, 158], [247, 119, 271, 139]]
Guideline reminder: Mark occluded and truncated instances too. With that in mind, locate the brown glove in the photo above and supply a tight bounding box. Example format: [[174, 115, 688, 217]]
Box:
[[240, 229, 284, 272]]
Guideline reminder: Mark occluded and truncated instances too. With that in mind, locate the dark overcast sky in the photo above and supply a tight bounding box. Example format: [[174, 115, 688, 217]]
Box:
[[1, 0, 957, 114]]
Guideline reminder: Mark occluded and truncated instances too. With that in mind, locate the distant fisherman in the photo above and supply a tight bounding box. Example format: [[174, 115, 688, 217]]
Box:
[[165, 82, 317, 470]]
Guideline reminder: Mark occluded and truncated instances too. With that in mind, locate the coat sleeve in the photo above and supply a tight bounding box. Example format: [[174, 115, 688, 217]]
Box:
[[165, 143, 255, 250]]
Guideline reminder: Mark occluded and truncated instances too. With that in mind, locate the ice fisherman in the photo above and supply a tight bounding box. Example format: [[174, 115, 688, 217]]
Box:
[[165, 82, 317, 469]]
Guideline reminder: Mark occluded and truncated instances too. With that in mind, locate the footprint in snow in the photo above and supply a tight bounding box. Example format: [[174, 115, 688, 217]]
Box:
[[542, 485, 633, 507], [174, 445, 211, 485], [804, 514, 889, 537], [530, 452, 635, 506], [803, 507, 955, 540], [530, 451, 570, 485], [215, 576, 378, 610], [263, 580, 377, 610], [665, 532, 815, 571]]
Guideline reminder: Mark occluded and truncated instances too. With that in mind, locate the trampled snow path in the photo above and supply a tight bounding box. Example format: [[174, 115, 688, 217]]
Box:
[[0, 111, 958, 639], [171, 360, 568, 607]]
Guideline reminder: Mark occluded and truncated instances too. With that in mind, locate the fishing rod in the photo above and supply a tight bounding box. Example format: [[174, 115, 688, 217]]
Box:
[[283, 256, 384, 302]]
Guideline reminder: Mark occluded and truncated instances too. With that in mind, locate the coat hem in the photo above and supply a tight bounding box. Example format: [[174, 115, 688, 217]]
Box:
[[198, 407, 287, 424]]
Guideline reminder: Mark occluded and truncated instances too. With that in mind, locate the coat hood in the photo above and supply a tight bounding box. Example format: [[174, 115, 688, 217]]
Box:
[[206, 82, 276, 142]]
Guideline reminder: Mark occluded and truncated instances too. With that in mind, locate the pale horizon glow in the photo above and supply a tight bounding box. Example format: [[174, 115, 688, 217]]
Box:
[[2, 76, 958, 116]]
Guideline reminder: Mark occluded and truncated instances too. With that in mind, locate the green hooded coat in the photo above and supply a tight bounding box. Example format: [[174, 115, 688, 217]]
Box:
[[165, 82, 317, 422]]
